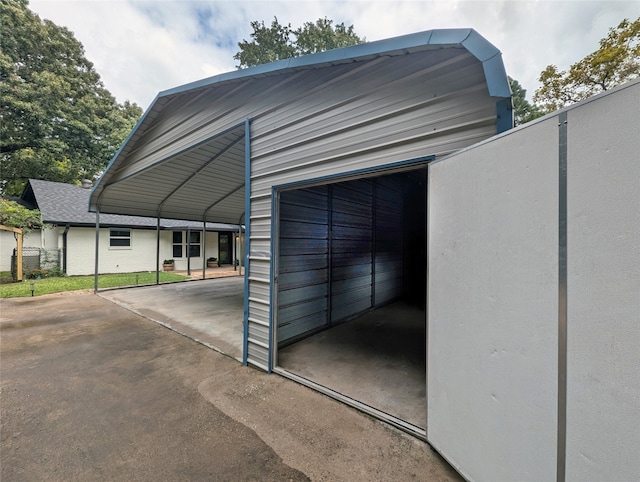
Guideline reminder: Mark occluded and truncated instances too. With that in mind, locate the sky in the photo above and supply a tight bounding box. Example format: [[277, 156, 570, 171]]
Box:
[[29, 0, 639, 110]]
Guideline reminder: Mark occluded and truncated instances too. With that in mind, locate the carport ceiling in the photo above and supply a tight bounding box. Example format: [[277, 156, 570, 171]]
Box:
[[89, 28, 511, 224], [93, 123, 246, 224]]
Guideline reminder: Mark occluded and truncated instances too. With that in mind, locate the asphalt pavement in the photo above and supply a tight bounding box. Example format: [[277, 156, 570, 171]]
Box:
[[0, 291, 461, 481]]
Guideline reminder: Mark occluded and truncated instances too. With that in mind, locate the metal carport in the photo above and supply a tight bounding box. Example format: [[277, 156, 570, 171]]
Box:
[[89, 28, 512, 446], [89, 27, 512, 367]]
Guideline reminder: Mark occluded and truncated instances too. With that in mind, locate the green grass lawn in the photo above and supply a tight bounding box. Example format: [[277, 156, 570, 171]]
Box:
[[0, 272, 189, 298]]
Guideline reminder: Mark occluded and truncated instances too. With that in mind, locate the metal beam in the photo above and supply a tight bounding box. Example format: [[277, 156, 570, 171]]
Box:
[[156, 133, 244, 218], [557, 111, 568, 482], [94, 210, 100, 293], [242, 119, 251, 367]]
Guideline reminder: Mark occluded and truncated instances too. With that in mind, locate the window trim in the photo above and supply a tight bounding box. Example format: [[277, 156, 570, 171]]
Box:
[[109, 228, 131, 249]]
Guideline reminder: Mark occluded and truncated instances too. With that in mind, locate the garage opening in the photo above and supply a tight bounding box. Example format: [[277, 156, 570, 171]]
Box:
[[274, 166, 428, 433]]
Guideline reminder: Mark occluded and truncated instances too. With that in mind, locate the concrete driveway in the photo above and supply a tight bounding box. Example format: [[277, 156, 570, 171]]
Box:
[[99, 277, 244, 362], [1, 292, 461, 481]]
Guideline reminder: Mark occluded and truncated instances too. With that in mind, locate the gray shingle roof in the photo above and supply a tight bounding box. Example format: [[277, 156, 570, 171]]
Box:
[[24, 179, 239, 231]]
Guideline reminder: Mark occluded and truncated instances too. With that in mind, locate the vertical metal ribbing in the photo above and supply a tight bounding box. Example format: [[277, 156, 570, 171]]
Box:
[[557, 111, 568, 482]]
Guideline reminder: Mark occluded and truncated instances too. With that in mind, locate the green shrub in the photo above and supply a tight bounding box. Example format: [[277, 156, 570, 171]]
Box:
[[27, 269, 49, 279]]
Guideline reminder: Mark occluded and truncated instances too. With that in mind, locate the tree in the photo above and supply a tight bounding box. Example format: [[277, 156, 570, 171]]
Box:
[[534, 17, 639, 112], [234, 16, 364, 68], [0, 0, 143, 196], [0, 199, 42, 233], [295, 18, 364, 55], [509, 77, 544, 126]]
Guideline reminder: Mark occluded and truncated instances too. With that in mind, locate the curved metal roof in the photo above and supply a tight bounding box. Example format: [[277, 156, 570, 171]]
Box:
[[89, 28, 512, 224]]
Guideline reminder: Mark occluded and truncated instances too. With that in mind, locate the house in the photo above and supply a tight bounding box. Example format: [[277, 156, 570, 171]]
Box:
[[88, 28, 639, 481], [0, 179, 240, 276]]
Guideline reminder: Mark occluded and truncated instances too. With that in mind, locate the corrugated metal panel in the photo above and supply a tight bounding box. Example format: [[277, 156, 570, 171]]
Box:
[[245, 186, 272, 367], [330, 180, 373, 322], [87, 29, 512, 373], [247, 51, 493, 364], [95, 124, 247, 224], [277, 187, 329, 345], [93, 47, 496, 224], [274, 174, 414, 346], [375, 176, 404, 305]]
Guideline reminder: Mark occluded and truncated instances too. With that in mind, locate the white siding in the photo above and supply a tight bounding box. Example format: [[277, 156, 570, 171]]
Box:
[[0, 228, 54, 272], [426, 81, 640, 481], [565, 82, 640, 481], [427, 118, 559, 481], [66, 228, 171, 276], [0, 231, 18, 271]]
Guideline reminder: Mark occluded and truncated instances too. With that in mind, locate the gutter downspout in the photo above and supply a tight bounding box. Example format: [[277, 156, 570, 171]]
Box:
[[187, 227, 191, 276], [62, 224, 70, 275]]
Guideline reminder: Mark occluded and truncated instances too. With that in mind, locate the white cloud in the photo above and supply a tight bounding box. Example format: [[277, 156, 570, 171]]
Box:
[[29, 0, 639, 108]]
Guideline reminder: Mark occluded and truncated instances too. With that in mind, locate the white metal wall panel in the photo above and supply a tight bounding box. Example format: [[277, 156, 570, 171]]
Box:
[[428, 118, 559, 481], [565, 83, 640, 482]]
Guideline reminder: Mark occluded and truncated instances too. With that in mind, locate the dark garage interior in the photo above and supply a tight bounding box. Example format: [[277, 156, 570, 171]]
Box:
[[276, 167, 428, 430]]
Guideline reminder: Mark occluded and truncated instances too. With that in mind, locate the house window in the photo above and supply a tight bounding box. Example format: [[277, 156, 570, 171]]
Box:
[[109, 229, 131, 247], [172, 231, 183, 258], [171, 231, 202, 258], [188, 231, 201, 258]]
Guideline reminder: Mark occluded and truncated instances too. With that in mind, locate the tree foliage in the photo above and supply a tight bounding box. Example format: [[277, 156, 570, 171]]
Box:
[[509, 76, 544, 126], [0, 198, 42, 232], [234, 16, 365, 68], [0, 0, 142, 195], [534, 17, 640, 112]]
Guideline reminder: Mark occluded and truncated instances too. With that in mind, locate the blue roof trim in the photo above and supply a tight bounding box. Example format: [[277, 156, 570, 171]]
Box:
[[481, 54, 512, 98], [460, 29, 499, 62], [496, 98, 514, 133]]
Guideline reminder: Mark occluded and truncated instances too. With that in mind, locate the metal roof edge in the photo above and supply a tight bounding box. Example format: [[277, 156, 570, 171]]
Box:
[[157, 29, 442, 98], [88, 28, 488, 213], [157, 28, 510, 100], [89, 91, 162, 212], [461, 30, 511, 98], [156, 28, 512, 100], [90, 27, 512, 213]]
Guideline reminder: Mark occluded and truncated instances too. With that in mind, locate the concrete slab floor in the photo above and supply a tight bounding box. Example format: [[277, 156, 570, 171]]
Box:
[[278, 301, 427, 429], [99, 276, 244, 361]]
